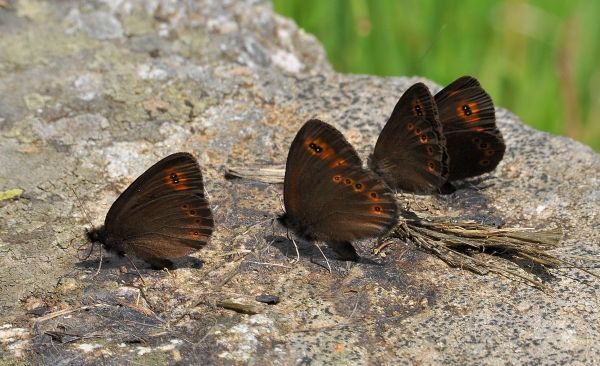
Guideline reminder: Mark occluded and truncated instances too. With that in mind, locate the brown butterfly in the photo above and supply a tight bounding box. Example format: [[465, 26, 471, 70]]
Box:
[[278, 119, 398, 261], [371, 76, 505, 193], [435, 76, 505, 181], [87, 152, 214, 268], [370, 82, 449, 193]]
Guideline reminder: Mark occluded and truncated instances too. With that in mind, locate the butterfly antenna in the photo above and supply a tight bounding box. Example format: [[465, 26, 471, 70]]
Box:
[[68, 185, 102, 265], [124, 255, 147, 286], [68, 185, 94, 230], [313, 243, 332, 273]]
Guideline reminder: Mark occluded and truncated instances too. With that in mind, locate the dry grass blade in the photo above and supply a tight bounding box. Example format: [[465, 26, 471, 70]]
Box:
[[225, 165, 285, 184], [391, 217, 599, 290]]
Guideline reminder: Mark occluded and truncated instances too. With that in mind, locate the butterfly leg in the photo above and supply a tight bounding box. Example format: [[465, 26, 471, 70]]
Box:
[[311, 242, 332, 273], [95, 246, 103, 276], [285, 231, 300, 264]]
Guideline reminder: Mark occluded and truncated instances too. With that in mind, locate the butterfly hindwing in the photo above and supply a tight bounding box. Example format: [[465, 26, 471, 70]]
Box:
[[370, 83, 448, 193], [282, 119, 397, 243], [435, 76, 505, 181]]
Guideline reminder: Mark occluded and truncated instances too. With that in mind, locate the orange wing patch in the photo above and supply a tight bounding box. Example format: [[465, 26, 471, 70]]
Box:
[[456, 101, 481, 124], [304, 138, 335, 160], [367, 191, 380, 202], [165, 169, 189, 191], [426, 161, 436, 173], [370, 205, 384, 215], [330, 158, 347, 168]]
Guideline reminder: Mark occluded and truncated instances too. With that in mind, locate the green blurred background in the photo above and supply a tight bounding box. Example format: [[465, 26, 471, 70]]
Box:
[[273, 0, 600, 151]]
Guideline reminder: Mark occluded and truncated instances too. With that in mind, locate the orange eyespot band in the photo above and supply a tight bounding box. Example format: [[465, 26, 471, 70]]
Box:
[[165, 170, 189, 191], [304, 138, 334, 160], [456, 101, 481, 123]]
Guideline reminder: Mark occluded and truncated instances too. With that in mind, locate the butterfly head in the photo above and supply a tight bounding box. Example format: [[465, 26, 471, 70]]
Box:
[[86, 226, 126, 254], [277, 212, 317, 242], [86, 226, 106, 244]]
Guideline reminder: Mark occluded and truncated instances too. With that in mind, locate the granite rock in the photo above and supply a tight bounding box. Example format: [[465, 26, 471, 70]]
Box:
[[0, 0, 599, 364]]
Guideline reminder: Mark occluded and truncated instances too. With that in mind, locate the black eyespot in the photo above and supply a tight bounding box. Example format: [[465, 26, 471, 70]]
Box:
[[344, 178, 352, 185], [462, 104, 472, 116], [171, 173, 179, 183], [415, 104, 423, 116], [309, 142, 322, 153], [374, 206, 382, 212], [190, 210, 196, 215], [370, 192, 378, 199]]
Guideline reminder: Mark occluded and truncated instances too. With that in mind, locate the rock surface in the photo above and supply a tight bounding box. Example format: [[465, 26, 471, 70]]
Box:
[[1, 0, 599, 364]]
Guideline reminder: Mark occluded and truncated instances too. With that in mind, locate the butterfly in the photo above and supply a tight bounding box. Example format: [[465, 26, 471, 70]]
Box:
[[86, 152, 214, 268], [435, 76, 505, 181], [370, 76, 505, 193], [370, 82, 449, 193], [278, 119, 398, 261]]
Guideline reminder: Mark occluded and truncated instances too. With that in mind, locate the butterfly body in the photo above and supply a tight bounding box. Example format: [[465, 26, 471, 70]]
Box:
[[280, 119, 398, 261], [87, 152, 214, 268]]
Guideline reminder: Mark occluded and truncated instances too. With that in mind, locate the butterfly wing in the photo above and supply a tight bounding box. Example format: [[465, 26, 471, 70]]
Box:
[[370, 83, 449, 193], [282, 119, 397, 243], [435, 76, 506, 181], [103, 152, 213, 260]]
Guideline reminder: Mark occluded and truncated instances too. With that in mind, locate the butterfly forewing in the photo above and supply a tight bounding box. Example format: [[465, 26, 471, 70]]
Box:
[[435, 76, 506, 180], [283, 119, 397, 243], [371, 83, 448, 193], [103, 152, 213, 260]]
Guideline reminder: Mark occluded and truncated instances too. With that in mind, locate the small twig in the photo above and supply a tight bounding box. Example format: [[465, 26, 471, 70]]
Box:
[[246, 261, 293, 269], [215, 249, 252, 257], [225, 165, 285, 184], [34, 304, 111, 324]]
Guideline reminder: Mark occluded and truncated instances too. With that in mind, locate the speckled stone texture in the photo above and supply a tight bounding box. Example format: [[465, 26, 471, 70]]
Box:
[[1, 0, 599, 364]]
